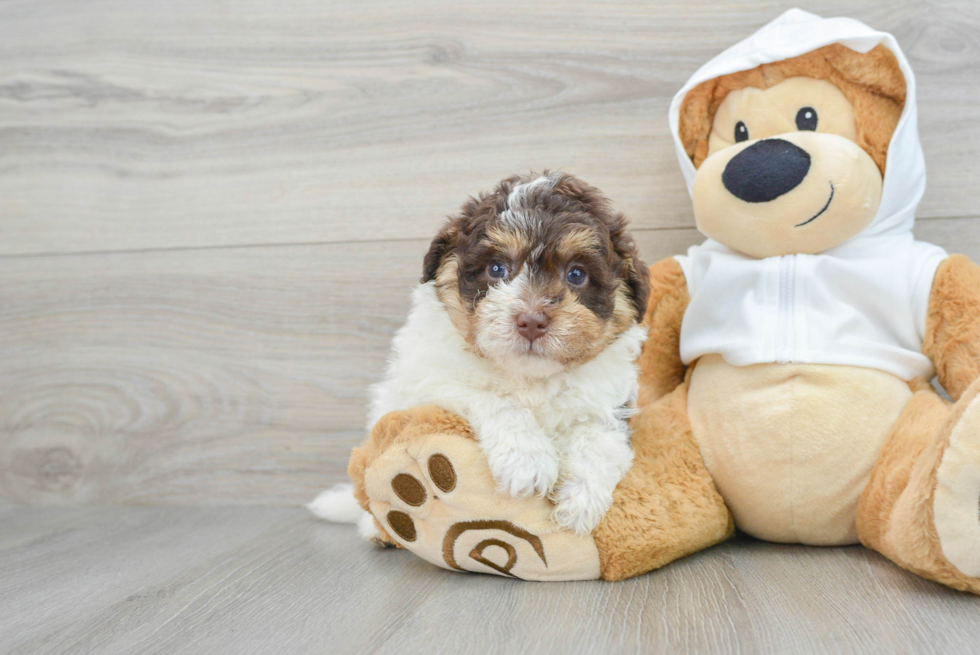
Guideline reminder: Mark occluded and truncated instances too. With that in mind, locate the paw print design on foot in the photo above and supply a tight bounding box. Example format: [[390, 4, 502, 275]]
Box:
[[360, 424, 601, 581]]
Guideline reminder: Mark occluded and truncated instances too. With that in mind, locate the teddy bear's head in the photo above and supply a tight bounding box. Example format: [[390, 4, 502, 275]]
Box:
[[679, 44, 906, 258]]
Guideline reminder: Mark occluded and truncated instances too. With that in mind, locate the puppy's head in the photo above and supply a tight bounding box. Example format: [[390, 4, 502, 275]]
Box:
[[422, 171, 649, 378]]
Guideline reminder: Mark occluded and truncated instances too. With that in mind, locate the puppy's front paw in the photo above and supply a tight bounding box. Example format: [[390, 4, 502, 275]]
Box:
[[486, 444, 559, 499], [551, 478, 614, 536]]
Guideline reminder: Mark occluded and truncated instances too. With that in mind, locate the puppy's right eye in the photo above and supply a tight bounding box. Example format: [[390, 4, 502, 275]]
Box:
[[566, 267, 587, 286], [734, 121, 749, 143], [487, 262, 509, 279]]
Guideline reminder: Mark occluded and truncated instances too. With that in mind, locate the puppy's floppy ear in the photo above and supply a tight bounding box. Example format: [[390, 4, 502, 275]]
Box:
[[423, 192, 498, 283], [421, 217, 461, 283], [623, 255, 651, 320], [608, 214, 650, 319]]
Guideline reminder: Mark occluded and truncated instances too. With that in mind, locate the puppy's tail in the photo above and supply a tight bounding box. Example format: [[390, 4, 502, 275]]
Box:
[[306, 483, 362, 522], [306, 484, 379, 540]]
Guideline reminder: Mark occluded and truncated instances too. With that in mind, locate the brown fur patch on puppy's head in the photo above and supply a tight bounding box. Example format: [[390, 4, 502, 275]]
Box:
[[422, 171, 649, 377], [679, 43, 905, 173]]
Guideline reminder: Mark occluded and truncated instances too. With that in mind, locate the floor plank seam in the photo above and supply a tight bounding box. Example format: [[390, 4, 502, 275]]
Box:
[[1, 215, 976, 261]]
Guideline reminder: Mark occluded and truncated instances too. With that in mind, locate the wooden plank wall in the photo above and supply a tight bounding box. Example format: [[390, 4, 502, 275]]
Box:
[[2, 0, 978, 505]]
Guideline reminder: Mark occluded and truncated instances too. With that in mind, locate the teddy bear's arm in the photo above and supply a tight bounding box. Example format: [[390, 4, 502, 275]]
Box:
[[923, 254, 980, 401], [636, 257, 691, 407]]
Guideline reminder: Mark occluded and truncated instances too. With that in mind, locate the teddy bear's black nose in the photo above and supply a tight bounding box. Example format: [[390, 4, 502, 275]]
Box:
[[722, 138, 811, 203]]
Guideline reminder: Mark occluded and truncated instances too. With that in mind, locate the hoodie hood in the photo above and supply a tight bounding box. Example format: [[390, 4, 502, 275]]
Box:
[[668, 8, 924, 240]]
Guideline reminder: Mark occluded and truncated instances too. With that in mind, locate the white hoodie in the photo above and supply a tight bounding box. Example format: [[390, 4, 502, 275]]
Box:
[[670, 9, 948, 381]]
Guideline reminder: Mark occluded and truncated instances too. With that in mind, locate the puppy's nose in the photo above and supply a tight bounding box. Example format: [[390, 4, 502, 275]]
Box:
[[516, 311, 550, 343], [722, 138, 811, 203]]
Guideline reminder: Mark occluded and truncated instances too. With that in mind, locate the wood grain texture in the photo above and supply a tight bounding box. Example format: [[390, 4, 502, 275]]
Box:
[[1, 0, 979, 255], [1, 507, 979, 655], [1, 221, 978, 505]]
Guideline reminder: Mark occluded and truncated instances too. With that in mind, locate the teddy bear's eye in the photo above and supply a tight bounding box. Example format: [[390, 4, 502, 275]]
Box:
[[734, 121, 749, 143], [796, 107, 818, 131]]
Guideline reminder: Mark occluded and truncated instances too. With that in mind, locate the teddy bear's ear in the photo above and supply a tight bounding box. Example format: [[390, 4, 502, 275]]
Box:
[[824, 44, 905, 107], [823, 44, 905, 174], [679, 79, 720, 169]]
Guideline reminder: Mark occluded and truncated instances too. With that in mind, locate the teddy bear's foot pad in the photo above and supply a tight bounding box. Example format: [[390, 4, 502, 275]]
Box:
[[363, 431, 600, 581], [934, 383, 980, 579]]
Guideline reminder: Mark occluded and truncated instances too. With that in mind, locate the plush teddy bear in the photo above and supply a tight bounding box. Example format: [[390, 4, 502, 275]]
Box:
[[345, 9, 980, 592]]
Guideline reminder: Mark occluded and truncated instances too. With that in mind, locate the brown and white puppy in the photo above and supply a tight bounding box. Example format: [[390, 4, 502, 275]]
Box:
[[365, 171, 650, 534]]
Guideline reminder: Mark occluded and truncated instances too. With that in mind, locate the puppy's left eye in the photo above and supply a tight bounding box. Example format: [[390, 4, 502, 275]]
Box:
[[566, 267, 587, 286], [487, 262, 509, 279], [796, 107, 818, 131]]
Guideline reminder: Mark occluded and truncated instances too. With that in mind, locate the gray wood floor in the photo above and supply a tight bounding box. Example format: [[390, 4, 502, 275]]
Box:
[[2, 506, 979, 655]]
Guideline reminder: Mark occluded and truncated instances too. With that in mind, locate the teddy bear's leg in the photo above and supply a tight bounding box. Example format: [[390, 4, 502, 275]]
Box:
[[349, 405, 604, 581], [350, 385, 733, 582], [593, 381, 735, 581], [857, 378, 980, 594]]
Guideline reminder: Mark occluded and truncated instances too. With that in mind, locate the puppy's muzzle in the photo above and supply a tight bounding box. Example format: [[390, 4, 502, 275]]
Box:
[[722, 138, 811, 203]]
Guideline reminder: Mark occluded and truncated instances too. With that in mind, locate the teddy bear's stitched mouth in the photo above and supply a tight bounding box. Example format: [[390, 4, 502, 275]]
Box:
[[795, 182, 835, 227]]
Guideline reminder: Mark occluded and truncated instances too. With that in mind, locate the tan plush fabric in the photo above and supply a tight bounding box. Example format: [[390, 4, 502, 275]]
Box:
[[636, 257, 691, 407], [350, 405, 477, 545], [933, 383, 980, 578], [857, 379, 980, 594], [706, 77, 857, 156], [594, 381, 734, 581], [688, 354, 912, 545], [924, 254, 980, 402], [679, 44, 904, 173], [352, 405, 601, 580]]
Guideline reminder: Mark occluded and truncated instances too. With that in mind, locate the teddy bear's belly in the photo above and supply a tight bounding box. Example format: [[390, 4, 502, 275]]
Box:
[[687, 354, 913, 545]]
